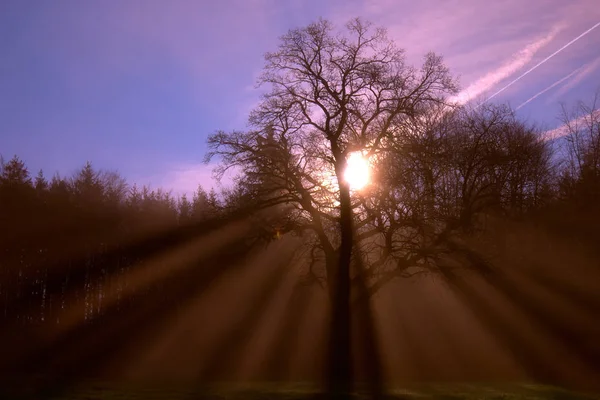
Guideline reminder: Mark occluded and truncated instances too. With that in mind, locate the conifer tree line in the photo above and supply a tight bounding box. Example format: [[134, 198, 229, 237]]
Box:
[[0, 159, 223, 324]]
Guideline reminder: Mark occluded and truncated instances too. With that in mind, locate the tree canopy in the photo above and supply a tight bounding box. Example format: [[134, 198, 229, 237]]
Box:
[[207, 18, 462, 295]]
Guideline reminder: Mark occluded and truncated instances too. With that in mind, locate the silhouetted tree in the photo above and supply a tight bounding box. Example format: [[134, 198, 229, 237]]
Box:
[[437, 104, 554, 224], [559, 92, 600, 207], [0, 156, 31, 187], [208, 17, 457, 295], [34, 170, 48, 193], [207, 17, 458, 394], [178, 194, 192, 224], [191, 185, 209, 220]]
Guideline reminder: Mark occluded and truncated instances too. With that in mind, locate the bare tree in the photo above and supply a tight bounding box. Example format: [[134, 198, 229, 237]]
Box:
[[207, 17, 457, 395], [559, 91, 600, 198], [207, 18, 457, 296], [441, 104, 554, 222]]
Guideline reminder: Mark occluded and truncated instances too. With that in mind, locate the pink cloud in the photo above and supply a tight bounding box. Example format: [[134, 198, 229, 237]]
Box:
[[450, 25, 563, 105], [343, 0, 600, 103], [542, 108, 600, 141]]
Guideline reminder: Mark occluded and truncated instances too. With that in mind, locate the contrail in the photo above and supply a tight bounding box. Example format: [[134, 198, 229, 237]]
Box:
[[486, 21, 600, 103], [452, 27, 561, 105], [516, 66, 582, 110]]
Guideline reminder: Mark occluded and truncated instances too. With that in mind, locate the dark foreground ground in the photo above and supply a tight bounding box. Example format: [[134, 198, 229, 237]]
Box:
[[2, 382, 599, 400]]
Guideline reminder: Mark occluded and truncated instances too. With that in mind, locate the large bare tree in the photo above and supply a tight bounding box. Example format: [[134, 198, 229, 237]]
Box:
[[207, 17, 458, 394], [207, 18, 458, 295]]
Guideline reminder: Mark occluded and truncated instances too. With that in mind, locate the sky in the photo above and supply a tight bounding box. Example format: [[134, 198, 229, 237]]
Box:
[[1, 0, 599, 197]]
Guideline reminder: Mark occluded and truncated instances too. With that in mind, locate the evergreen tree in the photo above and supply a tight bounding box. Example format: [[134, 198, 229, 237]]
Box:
[[71, 162, 103, 205], [192, 184, 209, 220], [34, 169, 49, 193], [178, 194, 192, 224], [0, 156, 32, 187]]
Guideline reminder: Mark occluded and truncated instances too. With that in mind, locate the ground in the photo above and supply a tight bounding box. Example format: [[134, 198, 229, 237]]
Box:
[[3, 382, 599, 399]]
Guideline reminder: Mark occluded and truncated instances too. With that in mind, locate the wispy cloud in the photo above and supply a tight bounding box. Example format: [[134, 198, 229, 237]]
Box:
[[542, 108, 600, 141], [485, 21, 600, 103], [516, 66, 582, 110], [548, 56, 600, 102], [450, 25, 562, 105]]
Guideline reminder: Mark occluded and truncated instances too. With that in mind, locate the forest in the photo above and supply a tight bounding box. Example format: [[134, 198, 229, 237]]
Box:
[[1, 95, 597, 325]]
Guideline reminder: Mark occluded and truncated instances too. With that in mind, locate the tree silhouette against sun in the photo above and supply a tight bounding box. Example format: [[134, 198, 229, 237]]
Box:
[[207, 17, 459, 396]]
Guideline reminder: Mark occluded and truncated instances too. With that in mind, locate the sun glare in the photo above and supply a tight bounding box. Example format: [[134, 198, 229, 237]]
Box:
[[344, 152, 370, 190]]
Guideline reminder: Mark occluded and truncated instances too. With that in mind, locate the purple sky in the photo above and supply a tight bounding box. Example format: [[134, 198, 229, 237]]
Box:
[[1, 0, 599, 197]]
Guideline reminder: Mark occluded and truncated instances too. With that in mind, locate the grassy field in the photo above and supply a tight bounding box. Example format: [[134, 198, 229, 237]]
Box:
[[3, 382, 599, 399]]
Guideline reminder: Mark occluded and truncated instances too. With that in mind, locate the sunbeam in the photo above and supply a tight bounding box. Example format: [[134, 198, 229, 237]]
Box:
[[2, 11, 600, 400]]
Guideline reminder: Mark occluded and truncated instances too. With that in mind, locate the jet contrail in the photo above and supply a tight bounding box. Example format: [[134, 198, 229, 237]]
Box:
[[486, 21, 600, 103], [516, 66, 582, 110]]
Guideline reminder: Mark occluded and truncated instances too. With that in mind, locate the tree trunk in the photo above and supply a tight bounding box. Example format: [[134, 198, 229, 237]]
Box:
[[326, 175, 353, 398]]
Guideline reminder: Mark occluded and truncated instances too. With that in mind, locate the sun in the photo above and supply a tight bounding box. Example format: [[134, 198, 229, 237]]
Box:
[[344, 152, 370, 190]]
